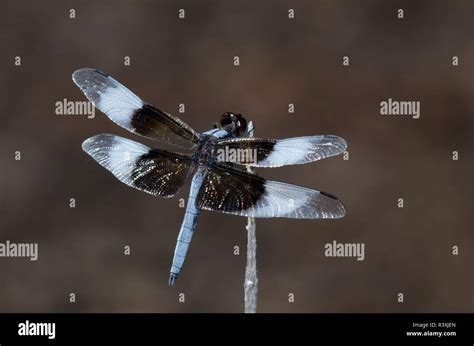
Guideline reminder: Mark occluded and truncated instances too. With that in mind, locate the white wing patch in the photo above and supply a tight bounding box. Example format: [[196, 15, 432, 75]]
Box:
[[258, 135, 347, 167], [72, 68, 144, 128], [82, 133, 149, 182], [245, 181, 346, 219]]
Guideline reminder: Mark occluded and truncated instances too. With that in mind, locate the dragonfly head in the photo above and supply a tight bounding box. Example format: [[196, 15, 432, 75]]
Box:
[[218, 112, 248, 137]]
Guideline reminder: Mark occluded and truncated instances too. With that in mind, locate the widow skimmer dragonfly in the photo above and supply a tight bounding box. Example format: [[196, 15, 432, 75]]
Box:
[[73, 68, 347, 285]]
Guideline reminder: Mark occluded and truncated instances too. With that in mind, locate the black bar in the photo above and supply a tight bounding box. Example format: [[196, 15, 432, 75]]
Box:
[[0, 313, 472, 345]]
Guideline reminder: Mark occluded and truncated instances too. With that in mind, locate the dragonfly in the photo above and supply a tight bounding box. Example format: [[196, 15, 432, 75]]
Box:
[[73, 68, 347, 285]]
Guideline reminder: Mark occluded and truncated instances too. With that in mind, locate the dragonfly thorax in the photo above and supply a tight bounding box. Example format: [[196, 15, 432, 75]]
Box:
[[193, 134, 220, 165]]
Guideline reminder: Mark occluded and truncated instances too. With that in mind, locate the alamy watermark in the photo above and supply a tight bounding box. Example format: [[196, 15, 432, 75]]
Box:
[[324, 240, 365, 261], [55, 98, 95, 119], [18, 320, 55, 339], [0, 240, 38, 261], [380, 98, 420, 119], [216, 146, 258, 164]]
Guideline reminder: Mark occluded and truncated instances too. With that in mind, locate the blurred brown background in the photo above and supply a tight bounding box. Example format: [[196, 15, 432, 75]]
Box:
[[0, 0, 472, 313]]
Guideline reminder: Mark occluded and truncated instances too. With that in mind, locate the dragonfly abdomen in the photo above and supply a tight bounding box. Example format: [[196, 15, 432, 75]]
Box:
[[169, 168, 205, 285]]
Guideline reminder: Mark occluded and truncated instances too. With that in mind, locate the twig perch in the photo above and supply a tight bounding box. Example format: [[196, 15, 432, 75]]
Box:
[[244, 121, 258, 313]]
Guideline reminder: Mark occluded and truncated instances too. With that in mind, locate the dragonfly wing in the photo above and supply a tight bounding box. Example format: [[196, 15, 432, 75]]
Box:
[[82, 134, 194, 197], [73, 68, 200, 149], [215, 135, 347, 167], [196, 162, 345, 219]]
